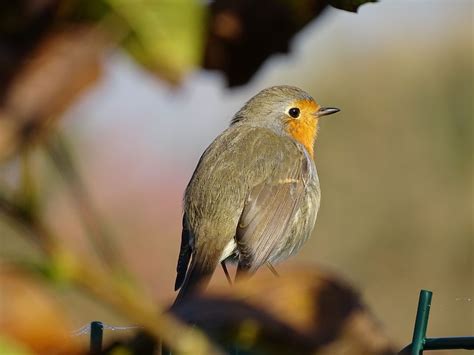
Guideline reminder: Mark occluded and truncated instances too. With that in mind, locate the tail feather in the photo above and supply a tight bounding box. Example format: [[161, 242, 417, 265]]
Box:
[[172, 252, 219, 308], [174, 228, 192, 291]]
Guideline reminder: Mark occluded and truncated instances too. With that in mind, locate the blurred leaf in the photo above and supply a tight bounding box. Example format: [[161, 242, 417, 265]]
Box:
[[0, 0, 61, 99], [107, 0, 206, 84], [0, 269, 84, 354], [170, 268, 395, 355], [328, 0, 377, 13], [67, 0, 111, 22], [107, 268, 397, 354], [0, 25, 109, 161], [0, 336, 34, 355], [203, 0, 327, 86], [0, 119, 19, 160], [5, 256, 75, 289]]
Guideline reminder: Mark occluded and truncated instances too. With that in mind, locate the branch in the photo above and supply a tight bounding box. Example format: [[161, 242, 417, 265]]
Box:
[[0, 189, 221, 354], [45, 133, 124, 272]]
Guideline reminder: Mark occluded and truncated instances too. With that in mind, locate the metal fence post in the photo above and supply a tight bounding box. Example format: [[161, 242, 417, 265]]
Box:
[[410, 290, 432, 355], [90, 321, 104, 354]]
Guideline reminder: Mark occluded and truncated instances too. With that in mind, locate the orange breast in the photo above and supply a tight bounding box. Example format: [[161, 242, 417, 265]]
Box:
[[286, 100, 319, 158]]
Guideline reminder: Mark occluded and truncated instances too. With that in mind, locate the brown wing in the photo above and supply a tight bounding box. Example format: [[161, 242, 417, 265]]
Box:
[[236, 153, 309, 273]]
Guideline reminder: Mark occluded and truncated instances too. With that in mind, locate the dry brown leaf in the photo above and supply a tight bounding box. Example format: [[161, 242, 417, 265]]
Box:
[[170, 267, 396, 355], [0, 268, 84, 355], [0, 25, 109, 161]]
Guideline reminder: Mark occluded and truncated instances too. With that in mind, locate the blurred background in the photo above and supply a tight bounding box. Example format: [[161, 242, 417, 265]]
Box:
[[0, 0, 472, 353]]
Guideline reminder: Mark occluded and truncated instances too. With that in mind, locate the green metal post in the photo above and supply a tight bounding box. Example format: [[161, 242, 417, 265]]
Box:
[[424, 337, 474, 350], [410, 290, 432, 355], [90, 321, 103, 354]]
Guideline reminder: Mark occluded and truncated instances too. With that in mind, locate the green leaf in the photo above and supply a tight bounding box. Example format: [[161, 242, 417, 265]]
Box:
[[0, 336, 34, 355], [11, 251, 77, 286], [107, 0, 206, 84], [329, 0, 377, 13]]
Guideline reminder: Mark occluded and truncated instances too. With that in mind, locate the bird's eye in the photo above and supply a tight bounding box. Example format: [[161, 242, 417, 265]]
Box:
[[288, 107, 300, 118]]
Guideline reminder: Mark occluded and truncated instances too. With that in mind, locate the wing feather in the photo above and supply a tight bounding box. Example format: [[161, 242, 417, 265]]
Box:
[[236, 153, 309, 272]]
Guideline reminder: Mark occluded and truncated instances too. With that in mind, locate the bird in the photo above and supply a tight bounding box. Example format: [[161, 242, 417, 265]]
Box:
[[173, 85, 339, 305]]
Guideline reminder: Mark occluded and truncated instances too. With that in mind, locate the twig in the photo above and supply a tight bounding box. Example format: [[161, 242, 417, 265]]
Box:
[[0, 191, 56, 254], [0, 190, 221, 354], [45, 133, 123, 272]]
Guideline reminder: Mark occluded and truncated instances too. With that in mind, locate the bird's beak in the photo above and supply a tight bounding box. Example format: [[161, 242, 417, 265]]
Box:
[[316, 107, 340, 118]]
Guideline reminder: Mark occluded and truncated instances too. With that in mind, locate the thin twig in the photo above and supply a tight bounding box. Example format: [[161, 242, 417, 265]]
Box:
[[0, 191, 56, 254], [45, 133, 123, 272], [0, 191, 221, 354]]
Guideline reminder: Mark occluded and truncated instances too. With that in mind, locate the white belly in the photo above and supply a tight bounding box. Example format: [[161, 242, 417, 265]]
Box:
[[220, 239, 237, 261]]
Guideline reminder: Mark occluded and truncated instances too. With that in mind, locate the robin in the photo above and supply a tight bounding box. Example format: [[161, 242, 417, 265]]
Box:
[[173, 85, 339, 305]]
